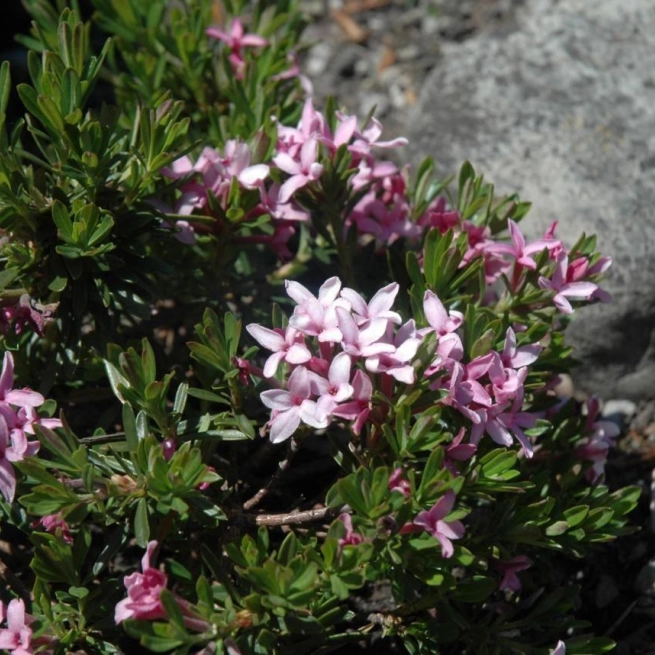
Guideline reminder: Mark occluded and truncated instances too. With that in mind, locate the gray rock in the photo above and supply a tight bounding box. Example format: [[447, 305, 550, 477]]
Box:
[[406, 0, 655, 400]]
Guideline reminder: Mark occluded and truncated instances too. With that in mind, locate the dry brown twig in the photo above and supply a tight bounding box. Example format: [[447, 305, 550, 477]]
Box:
[[243, 438, 300, 511]]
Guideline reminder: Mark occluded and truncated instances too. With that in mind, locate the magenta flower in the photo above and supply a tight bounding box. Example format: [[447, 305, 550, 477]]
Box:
[[538, 253, 600, 314], [444, 428, 477, 475], [400, 490, 465, 558], [0, 599, 34, 655], [491, 555, 531, 592], [337, 513, 365, 548], [115, 541, 168, 623], [34, 513, 73, 545], [388, 468, 411, 497], [206, 19, 268, 78]]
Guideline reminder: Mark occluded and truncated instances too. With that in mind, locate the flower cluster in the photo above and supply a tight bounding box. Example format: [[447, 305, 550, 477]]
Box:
[[247, 277, 418, 443], [0, 353, 61, 503], [247, 276, 547, 458]]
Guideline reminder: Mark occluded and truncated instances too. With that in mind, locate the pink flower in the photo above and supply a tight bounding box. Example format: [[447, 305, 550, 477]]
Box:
[[0, 599, 33, 655], [501, 327, 542, 369], [365, 320, 421, 384], [0, 353, 45, 409], [287, 277, 349, 343], [115, 541, 210, 632], [273, 138, 324, 203], [400, 490, 465, 558], [260, 366, 330, 443], [331, 369, 373, 435], [444, 428, 477, 474], [491, 555, 531, 592], [34, 513, 73, 545], [551, 641, 566, 655], [421, 290, 463, 338], [246, 325, 312, 378], [489, 219, 559, 271], [115, 541, 168, 623], [337, 513, 364, 548], [340, 283, 401, 327], [206, 19, 268, 78], [388, 468, 411, 497], [538, 253, 601, 314]]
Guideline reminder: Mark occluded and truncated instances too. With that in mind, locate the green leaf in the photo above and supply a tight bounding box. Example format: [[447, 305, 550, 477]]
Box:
[[134, 497, 150, 547]]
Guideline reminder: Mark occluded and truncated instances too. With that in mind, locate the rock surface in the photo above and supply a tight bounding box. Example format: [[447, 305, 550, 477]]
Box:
[[405, 0, 655, 400]]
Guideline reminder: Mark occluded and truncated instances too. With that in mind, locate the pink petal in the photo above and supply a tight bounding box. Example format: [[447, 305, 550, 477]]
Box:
[[269, 408, 300, 443], [287, 366, 312, 398], [0, 458, 16, 503], [318, 277, 342, 305], [328, 353, 352, 386], [238, 164, 269, 188], [423, 290, 448, 331], [260, 389, 294, 411], [285, 343, 312, 365], [205, 27, 230, 42], [273, 152, 301, 176], [246, 324, 284, 351], [278, 174, 309, 204], [6, 599, 25, 634], [239, 34, 268, 47], [263, 351, 285, 379], [285, 280, 314, 305], [6, 389, 45, 408]]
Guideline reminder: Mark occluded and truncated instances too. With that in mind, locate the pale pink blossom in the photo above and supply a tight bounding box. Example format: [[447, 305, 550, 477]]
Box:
[[340, 283, 401, 327], [260, 367, 330, 443], [274, 138, 324, 203], [115, 541, 168, 623], [0, 599, 34, 655], [246, 325, 312, 378], [421, 290, 463, 338], [287, 277, 349, 343]]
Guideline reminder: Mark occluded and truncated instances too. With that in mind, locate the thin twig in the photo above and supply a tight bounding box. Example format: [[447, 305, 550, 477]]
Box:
[[0, 555, 32, 604], [243, 438, 299, 511], [603, 597, 639, 637], [250, 504, 346, 527]]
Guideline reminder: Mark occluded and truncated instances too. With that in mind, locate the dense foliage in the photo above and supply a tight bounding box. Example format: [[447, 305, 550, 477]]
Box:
[[0, 1, 638, 654]]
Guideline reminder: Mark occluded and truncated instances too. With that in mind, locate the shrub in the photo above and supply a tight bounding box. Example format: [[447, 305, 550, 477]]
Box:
[[0, 2, 637, 654]]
